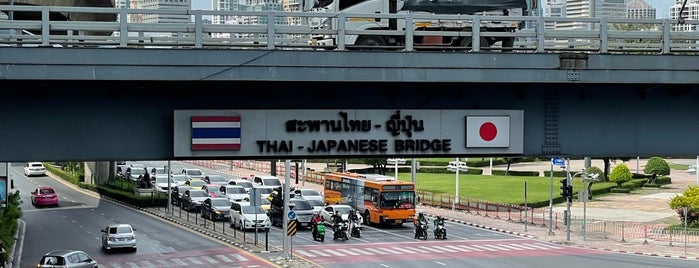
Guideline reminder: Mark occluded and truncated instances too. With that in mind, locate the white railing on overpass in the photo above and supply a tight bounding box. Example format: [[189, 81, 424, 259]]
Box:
[[1, 5, 698, 54]]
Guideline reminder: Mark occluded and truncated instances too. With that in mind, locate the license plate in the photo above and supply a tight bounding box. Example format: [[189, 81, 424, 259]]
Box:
[[300, 222, 308, 227], [396, 220, 402, 224]]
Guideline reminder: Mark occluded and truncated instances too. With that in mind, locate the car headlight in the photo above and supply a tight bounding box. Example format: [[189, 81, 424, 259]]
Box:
[[214, 210, 221, 214]]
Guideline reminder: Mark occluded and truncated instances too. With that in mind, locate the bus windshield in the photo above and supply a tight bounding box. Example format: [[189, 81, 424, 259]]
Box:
[[380, 191, 415, 209]]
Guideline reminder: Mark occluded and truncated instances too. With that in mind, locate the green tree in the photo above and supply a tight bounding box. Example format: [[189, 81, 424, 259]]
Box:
[[362, 158, 387, 174], [643, 156, 670, 184], [610, 163, 632, 188], [584, 166, 604, 200], [669, 186, 699, 226]]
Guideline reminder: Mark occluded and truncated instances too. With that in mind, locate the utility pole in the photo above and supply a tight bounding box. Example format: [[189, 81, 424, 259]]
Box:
[[565, 158, 572, 241]]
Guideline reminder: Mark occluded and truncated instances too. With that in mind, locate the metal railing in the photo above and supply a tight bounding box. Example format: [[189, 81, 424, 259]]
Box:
[[4, 5, 695, 53]]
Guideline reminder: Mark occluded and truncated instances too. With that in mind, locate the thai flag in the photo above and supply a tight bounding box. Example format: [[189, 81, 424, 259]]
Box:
[[191, 116, 241, 150]]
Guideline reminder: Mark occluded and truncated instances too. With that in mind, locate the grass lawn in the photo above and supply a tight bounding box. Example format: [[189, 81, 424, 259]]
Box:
[[397, 173, 616, 206]]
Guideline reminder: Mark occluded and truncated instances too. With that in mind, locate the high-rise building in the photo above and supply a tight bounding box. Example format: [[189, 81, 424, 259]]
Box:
[[625, 0, 656, 19], [545, 0, 567, 29], [670, 0, 699, 31], [556, 0, 627, 30], [138, 0, 192, 23]]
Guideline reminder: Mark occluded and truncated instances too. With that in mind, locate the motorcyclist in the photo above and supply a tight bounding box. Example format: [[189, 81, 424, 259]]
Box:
[[331, 211, 344, 239], [311, 211, 323, 237], [414, 211, 427, 239], [433, 215, 445, 236], [348, 209, 360, 235]]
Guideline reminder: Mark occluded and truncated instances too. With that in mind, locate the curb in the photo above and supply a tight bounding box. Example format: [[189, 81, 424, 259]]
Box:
[[423, 212, 535, 239]]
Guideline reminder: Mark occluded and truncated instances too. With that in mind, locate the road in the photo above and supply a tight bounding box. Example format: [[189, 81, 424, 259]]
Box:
[[11, 163, 276, 268], [12, 160, 699, 268]]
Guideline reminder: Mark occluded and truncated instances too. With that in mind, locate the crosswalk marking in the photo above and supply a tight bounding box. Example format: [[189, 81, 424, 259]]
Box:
[[499, 244, 526, 251], [526, 243, 555, 250], [111, 264, 123, 268], [201, 256, 219, 264], [470, 245, 498, 251], [216, 254, 233, 262], [351, 248, 375, 255], [124, 262, 139, 268], [310, 249, 332, 257], [418, 246, 444, 253], [445, 245, 468, 252], [534, 243, 562, 249], [458, 245, 481, 251], [326, 250, 347, 256], [186, 257, 203, 264], [171, 258, 188, 265], [432, 245, 458, 253], [139, 260, 155, 267], [156, 260, 170, 266], [298, 250, 316, 257], [231, 254, 249, 261], [337, 248, 361, 256], [486, 245, 511, 251], [364, 247, 390, 255], [378, 248, 403, 254], [393, 247, 417, 254]]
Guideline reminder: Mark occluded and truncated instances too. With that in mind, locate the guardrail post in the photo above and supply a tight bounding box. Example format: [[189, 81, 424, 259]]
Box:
[[661, 20, 671, 54], [337, 13, 346, 51], [267, 12, 275, 49], [195, 10, 203, 48], [536, 16, 545, 53], [119, 9, 128, 47], [405, 14, 414, 52], [620, 222, 626, 242], [472, 16, 480, 52], [41, 6, 50, 46], [599, 17, 608, 54]]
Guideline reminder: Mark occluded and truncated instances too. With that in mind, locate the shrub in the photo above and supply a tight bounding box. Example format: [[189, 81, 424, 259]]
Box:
[[610, 164, 632, 188], [543, 170, 568, 177], [669, 186, 699, 226], [491, 170, 539, 176], [644, 157, 670, 184]]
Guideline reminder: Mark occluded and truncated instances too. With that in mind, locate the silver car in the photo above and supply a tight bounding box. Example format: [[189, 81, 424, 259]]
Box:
[[101, 223, 137, 252], [37, 250, 98, 268]]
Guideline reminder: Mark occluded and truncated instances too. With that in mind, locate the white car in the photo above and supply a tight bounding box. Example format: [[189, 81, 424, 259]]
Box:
[[24, 162, 46, 177], [229, 201, 270, 231], [294, 188, 324, 202], [321, 204, 354, 225], [101, 223, 137, 252], [153, 175, 175, 193], [219, 185, 249, 202]]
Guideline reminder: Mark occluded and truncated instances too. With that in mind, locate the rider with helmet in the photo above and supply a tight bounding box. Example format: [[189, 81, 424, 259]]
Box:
[[433, 215, 445, 236], [311, 211, 323, 237], [331, 211, 344, 239], [414, 211, 427, 239]]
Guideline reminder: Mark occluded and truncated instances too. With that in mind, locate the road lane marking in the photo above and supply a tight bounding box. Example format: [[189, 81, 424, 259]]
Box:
[[171, 258, 187, 265], [432, 245, 458, 253], [202, 255, 219, 263], [393, 247, 416, 254], [216, 254, 233, 262], [337, 248, 361, 255], [436, 262, 447, 265], [310, 249, 331, 257], [417, 246, 444, 253], [186, 257, 203, 264]]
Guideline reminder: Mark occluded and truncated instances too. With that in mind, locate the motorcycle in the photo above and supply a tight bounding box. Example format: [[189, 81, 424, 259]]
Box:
[[434, 220, 447, 240], [350, 219, 362, 238], [312, 222, 325, 242], [334, 221, 349, 241], [415, 221, 428, 240]]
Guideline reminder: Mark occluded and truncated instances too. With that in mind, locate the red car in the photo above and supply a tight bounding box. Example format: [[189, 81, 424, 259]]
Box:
[[31, 186, 59, 207]]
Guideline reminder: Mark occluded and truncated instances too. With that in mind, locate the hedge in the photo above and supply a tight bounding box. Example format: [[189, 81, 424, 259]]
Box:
[[543, 170, 569, 177], [491, 170, 540, 176]]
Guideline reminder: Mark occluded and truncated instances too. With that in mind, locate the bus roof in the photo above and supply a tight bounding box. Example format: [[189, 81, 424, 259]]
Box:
[[357, 174, 396, 182]]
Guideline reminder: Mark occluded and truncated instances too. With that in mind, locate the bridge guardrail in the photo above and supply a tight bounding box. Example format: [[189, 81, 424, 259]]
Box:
[[1, 5, 699, 54]]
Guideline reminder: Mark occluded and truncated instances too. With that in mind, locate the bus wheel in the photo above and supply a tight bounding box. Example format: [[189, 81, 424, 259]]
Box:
[[363, 211, 371, 226], [458, 37, 489, 51], [355, 36, 386, 50]]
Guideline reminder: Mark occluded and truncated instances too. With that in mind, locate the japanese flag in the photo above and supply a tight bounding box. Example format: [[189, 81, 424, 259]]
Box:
[[466, 116, 510, 148]]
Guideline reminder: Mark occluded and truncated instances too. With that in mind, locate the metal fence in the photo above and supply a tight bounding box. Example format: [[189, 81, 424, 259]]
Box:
[[2, 5, 699, 53]]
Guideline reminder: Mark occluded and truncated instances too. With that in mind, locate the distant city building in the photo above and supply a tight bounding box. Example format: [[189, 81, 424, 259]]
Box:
[[118, 0, 191, 23], [625, 0, 656, 19], [670, 0, 699, 31], [545, 0, 567, 29], [556, 0, 627, 30]]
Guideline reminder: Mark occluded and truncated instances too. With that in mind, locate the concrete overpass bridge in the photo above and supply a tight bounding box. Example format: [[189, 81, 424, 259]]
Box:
[[1, 5, 698, 162]]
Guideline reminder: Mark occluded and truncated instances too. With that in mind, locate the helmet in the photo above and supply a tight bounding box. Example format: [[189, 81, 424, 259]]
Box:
[[418, 212, 424, 217], [334, 211, 339, 215]]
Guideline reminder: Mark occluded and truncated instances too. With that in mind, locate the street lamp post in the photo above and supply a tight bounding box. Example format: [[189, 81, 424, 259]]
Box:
[[454, 157, 460, 211]]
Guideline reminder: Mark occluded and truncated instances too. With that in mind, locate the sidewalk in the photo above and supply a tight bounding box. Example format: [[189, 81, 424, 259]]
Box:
[[212, 159, 699, 260]]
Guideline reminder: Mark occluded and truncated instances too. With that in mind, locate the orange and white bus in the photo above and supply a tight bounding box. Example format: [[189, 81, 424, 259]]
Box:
[[323, 172, 415, 226]]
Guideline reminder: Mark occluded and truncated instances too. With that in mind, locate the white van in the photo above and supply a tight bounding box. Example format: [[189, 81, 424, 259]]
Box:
[[253, 175, 282, 187]]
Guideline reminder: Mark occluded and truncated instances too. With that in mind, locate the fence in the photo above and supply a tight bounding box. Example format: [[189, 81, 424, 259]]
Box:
[[2, 5, 699, 54]]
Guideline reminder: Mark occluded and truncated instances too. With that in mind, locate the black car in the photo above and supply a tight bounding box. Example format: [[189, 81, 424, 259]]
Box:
[[270, 198, 314, 229], [201, 197, 232, 221]]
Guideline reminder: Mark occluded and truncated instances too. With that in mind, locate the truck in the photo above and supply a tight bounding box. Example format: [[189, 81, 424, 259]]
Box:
[[307, 0, 528, 50]]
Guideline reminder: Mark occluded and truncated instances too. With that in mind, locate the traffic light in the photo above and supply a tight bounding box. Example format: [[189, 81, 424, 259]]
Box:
[[559, 179, 568, 198], [565, 185, 573, 202]]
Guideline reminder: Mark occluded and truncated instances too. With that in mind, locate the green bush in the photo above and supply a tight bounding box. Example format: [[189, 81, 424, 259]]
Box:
[[1, 191, 22, 262], [610, 164, 632, 187], [655, 176, 671, 185], [644, 157, 670, 176], [610, 188, 631, 193], [491, 170, 539, 176], [543, 170, 568, 177]]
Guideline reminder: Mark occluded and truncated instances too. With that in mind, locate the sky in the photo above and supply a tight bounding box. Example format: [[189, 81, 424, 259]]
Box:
[[192, 0, 211, 11]]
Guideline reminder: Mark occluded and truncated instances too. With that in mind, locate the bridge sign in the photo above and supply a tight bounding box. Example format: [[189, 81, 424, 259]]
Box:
[[552, 158, 565, 167], [288, 211, 297, 221]]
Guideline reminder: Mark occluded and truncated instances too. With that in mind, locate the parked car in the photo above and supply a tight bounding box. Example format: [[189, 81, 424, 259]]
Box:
[[294, 188, 324, 202], [31, 186, 58, 207], [228, 179, 254, 192], [171, 185, 191, 206], [181, 189, 208, 211], [204, 174, 228, 185], [230, 201, 270, 231], [24, 162, 46, 177], [321, 204, 354, 225], [253, 175, 282, 187], [219, 185, 248, 202], [182, 168, 205, 180], [201, 197, 232, 221], [37, 250, 98, 268], [101, 223, 137, 252]]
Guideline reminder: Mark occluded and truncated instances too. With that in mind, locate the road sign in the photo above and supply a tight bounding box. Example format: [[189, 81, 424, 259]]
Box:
[[552, 158, 565, 166], [287, 219, 297, 236], [288, 210, 297, 220]]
